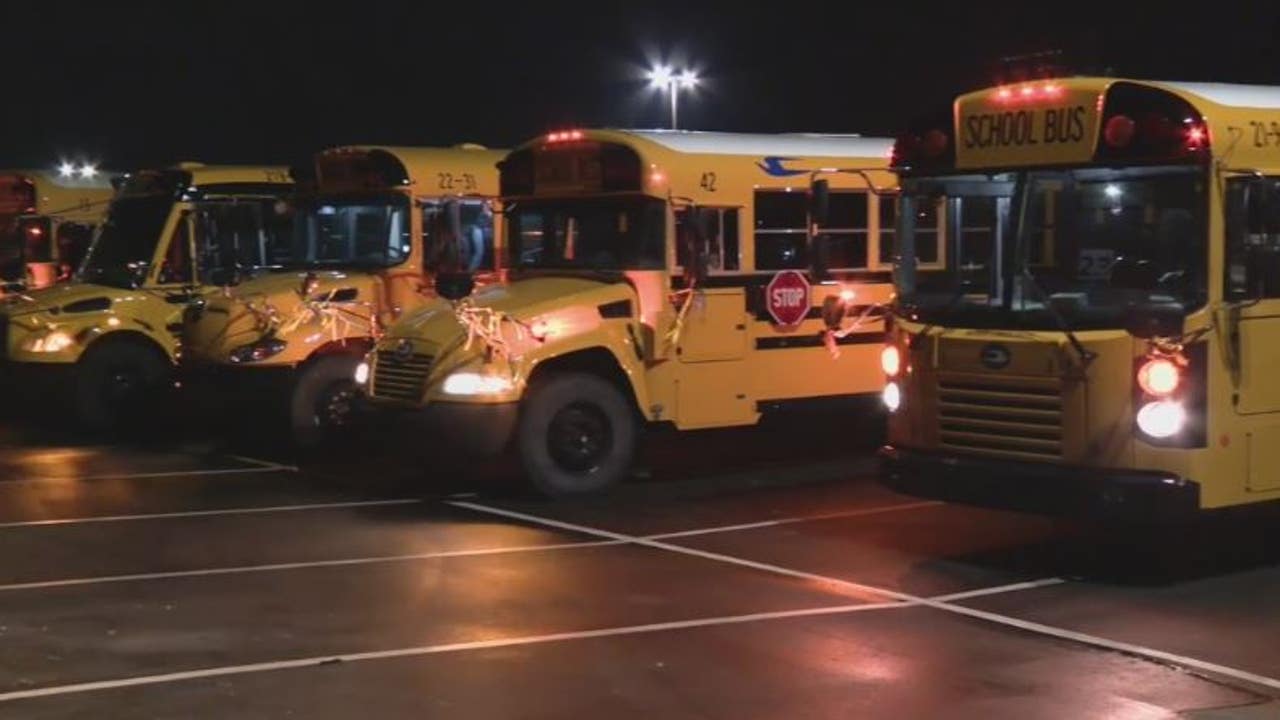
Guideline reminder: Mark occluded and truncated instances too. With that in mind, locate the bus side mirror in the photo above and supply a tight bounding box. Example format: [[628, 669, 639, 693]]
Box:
[[436, 272, 475, 301], [808, 179, 832, 282], [809, 179, 830, 225], [1124, 302, 1184, 339], [680, 208, 710, 286], [433, 201, 476, 301]]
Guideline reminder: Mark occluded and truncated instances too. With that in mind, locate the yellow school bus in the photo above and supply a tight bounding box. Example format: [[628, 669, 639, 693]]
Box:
[[362, 129, 896, 495], [0, 169, 115, 292], [0, 163, 293, 430], [880, 77, 1280, 518], [181, 145, 504, 448]]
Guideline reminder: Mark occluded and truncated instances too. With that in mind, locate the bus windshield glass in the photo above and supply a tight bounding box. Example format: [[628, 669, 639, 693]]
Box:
[[289, 194, 411, 269], [895, 166, 1207, 329], [507, 196, 666, 271], [78, 194, 175, 289]]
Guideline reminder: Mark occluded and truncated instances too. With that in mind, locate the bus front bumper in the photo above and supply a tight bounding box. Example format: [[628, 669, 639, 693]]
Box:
[[878, 445, 1200, 519], [180, 361, 294, 416], [385, 400, 518, 457], [0, 359, 76, 414]]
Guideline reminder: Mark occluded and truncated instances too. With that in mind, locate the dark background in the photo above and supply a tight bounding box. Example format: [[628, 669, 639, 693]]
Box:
[[7, 2, 1280, 171]]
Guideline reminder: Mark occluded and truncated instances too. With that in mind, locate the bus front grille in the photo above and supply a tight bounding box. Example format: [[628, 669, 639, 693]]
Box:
[[372, 353, 433, 403], [936, 377, 1064, 461]]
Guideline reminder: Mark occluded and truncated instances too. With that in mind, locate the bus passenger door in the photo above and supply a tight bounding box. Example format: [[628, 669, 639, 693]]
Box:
[[671, 207, 756, 428], [1226, 177, 1280, 492]]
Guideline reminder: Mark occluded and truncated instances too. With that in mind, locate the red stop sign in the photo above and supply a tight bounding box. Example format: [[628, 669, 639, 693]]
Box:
[[765, 270, 811, 328]]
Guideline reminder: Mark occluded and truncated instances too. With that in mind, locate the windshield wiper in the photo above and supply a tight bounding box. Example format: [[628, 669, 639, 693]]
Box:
[[1019, 267, 1095, 368]]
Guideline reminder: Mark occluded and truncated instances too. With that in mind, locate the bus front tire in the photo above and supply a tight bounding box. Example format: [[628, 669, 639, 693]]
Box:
[[76, 342, 171, 433], [291, 355, 364, 451], [517, 372, 636, 497]]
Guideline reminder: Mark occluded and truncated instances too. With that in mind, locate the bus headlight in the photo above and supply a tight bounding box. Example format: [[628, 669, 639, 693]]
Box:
[[1136, 400, 1185, 439], [442, 371, 514, 396], [882, 381, 901, 412], [228, 337, 287, 363], [354, 361, 370, 385], [22, 329, 75, 353]]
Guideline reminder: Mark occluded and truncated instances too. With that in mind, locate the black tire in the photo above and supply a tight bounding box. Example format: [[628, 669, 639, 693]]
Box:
[[290, 354, 365, 450], [76, 341, 172, 433], [517, 372, 637, 497]]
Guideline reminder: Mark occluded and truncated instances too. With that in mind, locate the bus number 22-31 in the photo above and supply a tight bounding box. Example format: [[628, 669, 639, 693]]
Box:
[[438, 173, 478, 191]]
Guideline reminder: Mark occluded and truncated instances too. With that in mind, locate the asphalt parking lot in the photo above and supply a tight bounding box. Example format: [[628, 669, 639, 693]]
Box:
[[1, 415, 1280, 719]]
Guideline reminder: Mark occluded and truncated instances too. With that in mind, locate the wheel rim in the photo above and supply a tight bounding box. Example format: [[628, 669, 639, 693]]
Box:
[[103, 365, 144, 405], [317, 381, 358, 429], [546, 401, 613, 474]]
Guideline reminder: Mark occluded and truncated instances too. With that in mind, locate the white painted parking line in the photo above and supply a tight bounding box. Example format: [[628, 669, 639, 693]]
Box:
[[222, 454, 300, 472], [0, 501, 936, 588], [648, 501, 943, 539], [0, 599, 905, 702], [15, 466, 292, 484], [0, 498, 422, 529], [928, 578, 1067, 602], [451, 501, 1280, 693], [0, 538, 621, 592]]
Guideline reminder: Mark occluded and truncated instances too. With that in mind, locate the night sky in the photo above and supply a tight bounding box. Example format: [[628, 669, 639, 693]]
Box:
[[8, 2, 1280, 172]]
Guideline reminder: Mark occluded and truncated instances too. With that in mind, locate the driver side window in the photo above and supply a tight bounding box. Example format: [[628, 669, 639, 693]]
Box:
[[1226, 177, 1280, 300]]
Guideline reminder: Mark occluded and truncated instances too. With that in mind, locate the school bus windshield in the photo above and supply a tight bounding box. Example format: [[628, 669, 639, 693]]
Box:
[[289, 194, 411, 269], [507, 196, 666, 271], [896, 165, 1207, 329], [78, 194, 174, 289]]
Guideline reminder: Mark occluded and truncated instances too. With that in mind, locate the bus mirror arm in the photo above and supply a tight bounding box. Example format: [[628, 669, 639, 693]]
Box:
[[681, 206, 710, 288]]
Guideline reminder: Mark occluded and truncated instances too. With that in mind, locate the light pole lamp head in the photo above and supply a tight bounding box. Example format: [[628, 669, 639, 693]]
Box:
[[647, 65, 674, 89]]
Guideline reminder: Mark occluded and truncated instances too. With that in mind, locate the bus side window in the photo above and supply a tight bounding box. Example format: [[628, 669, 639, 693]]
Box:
[[754, 191, 808, 270], [817, 192, 869, 270], [676, 207, 738, 273], [1226, 177, 1280, 300]]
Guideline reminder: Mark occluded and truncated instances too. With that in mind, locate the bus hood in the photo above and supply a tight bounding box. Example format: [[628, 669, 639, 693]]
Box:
[[381, 275, 635, 374], [0, 281, 134, 322], [184, 271, 381, 363], [391, 276, 625, 339]]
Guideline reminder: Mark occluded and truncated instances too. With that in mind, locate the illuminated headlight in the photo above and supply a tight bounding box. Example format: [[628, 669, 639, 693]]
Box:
[[1136, 400, 1185, 439], [882, 381, 901, 412], [228, 337, 287, 363], [442, 371, 514, 396], [354, 361, 369, 385], [22, 330, 75, 353]]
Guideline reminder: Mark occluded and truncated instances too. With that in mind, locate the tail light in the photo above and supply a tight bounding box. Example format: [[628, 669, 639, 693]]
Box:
[[1097, 82, 1209, 162]]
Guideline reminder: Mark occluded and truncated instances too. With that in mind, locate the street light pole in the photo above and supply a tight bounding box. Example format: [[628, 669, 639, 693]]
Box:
[[647, 65, 699, 130], [669, 78, 678, 129]]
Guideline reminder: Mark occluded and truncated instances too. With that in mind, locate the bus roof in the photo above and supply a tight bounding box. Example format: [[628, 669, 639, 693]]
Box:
[[167, 164, 292, 186], [622, 130, 894, 160], [315, 145, 505, 196], [0, 170, 115, 191], [1149, 81, 1280, 110], [503, 129, 897, 201]]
